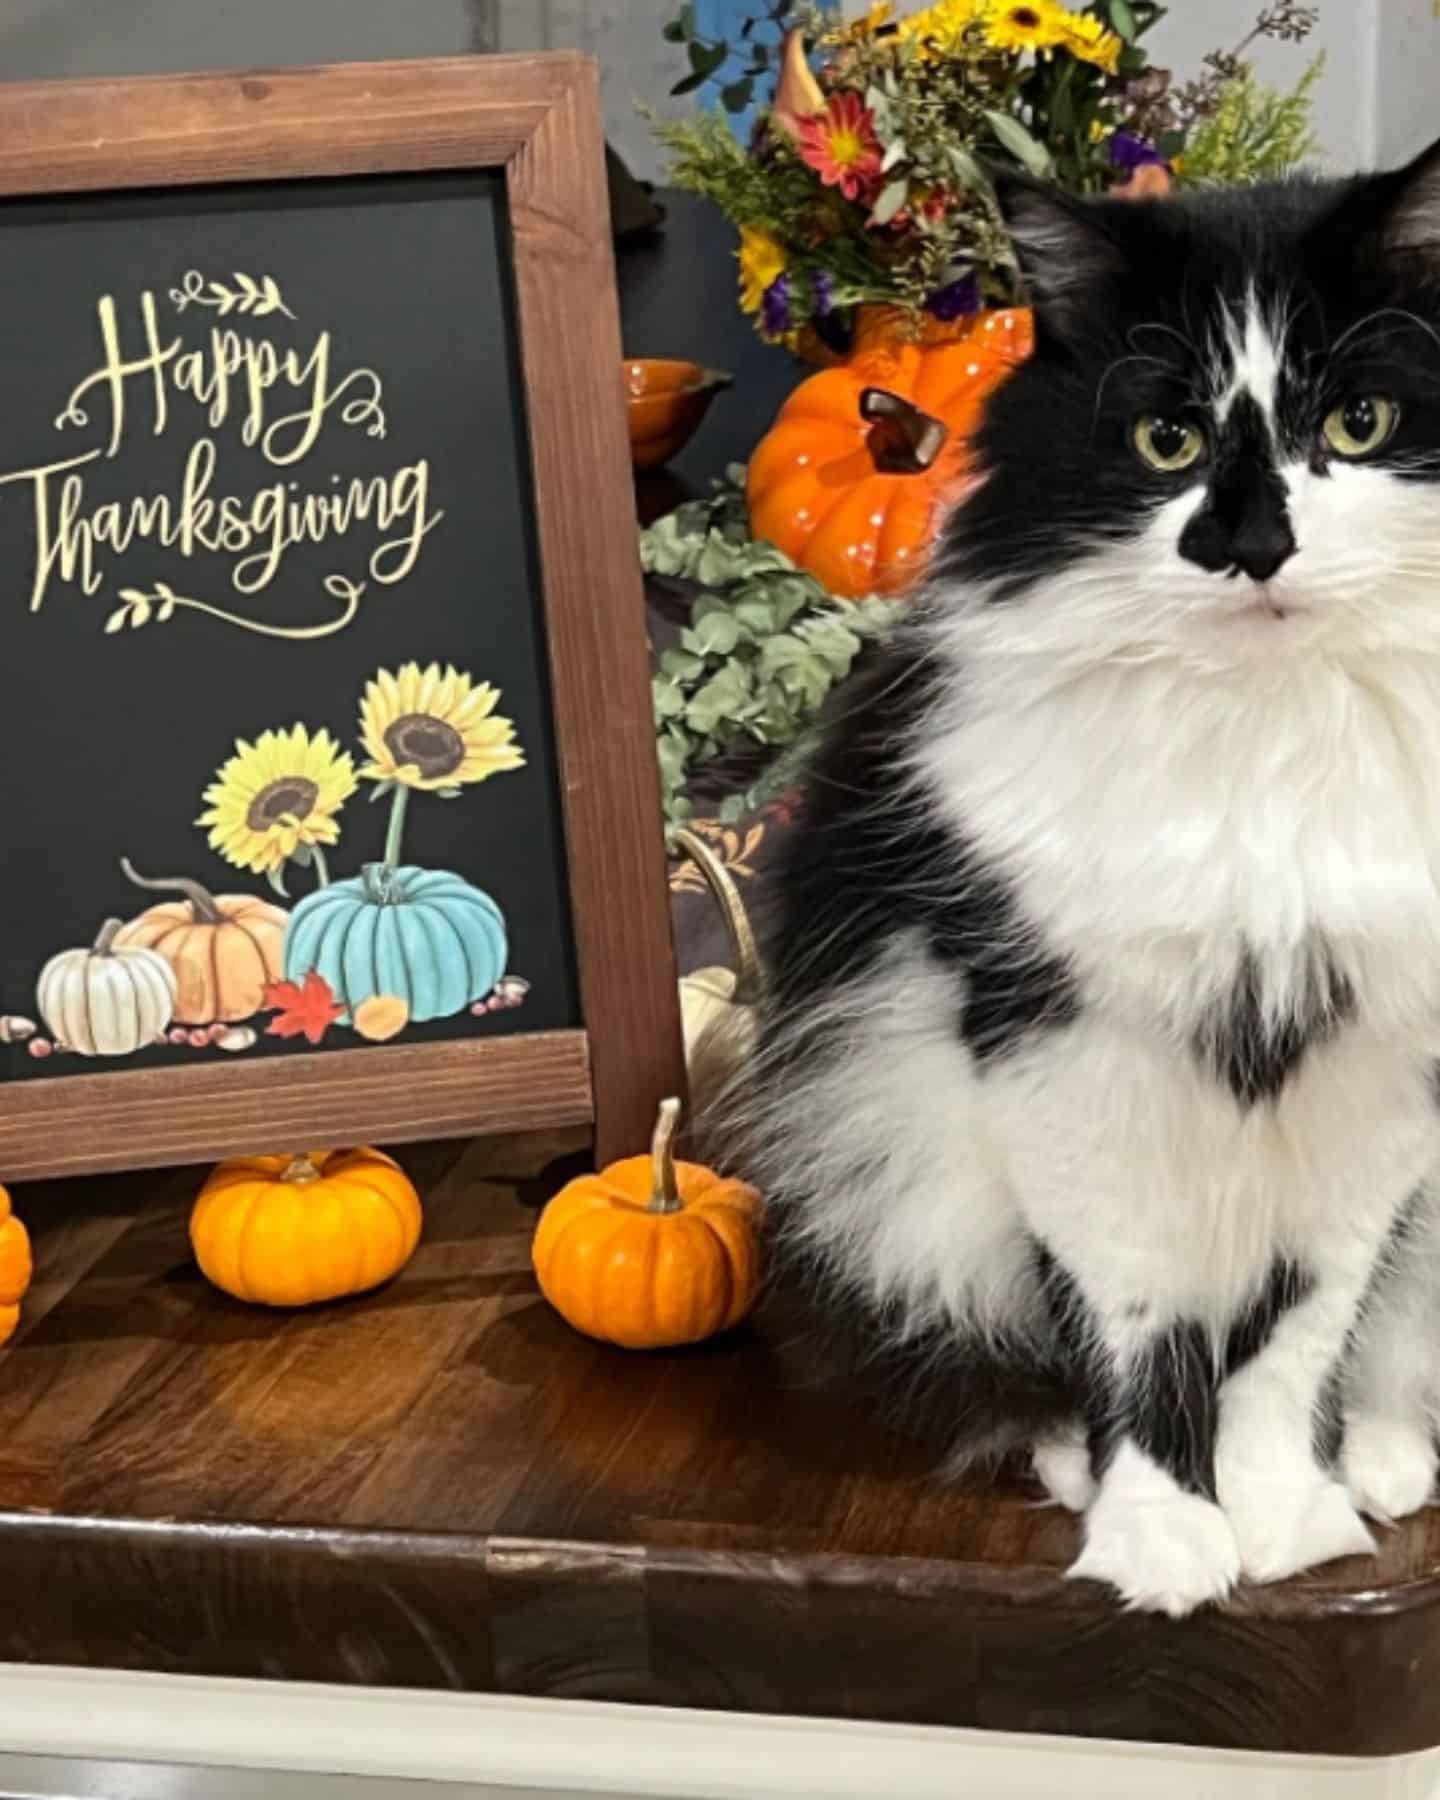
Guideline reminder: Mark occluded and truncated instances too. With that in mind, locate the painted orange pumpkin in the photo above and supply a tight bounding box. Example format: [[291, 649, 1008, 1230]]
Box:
[[532, 1099, 762, 1350], [113, 858, 287, 1024], [747, 305, 1034, 598], [0, 1185, 33, 1347], [190, 1147, 422, 1307]]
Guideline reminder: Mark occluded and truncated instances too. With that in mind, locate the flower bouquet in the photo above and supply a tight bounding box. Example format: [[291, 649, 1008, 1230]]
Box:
[[654, 0, 1322, 352]]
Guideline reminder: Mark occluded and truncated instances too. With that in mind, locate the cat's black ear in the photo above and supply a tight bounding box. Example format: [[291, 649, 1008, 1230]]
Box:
[[1376, 134, 1440, 262], [994, 173, 1129, 340]]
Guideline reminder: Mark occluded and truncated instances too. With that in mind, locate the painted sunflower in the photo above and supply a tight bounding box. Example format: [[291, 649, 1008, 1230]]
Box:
[[359, 662, 525, 791], [198, 725, 357, 876]]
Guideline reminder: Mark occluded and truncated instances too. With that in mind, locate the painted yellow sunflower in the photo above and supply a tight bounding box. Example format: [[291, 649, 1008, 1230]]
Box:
[[1059, 12, 1122, 74], [737, 228, 786, 317], [198, 725, 357, 876], [982, 0, 1073, 56], [359, 663, 525, 791]]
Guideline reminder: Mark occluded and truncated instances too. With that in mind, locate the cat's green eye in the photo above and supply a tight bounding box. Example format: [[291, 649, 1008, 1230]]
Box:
[[1133, 415, 1206, 474], [1322, 395, 1399, 459]]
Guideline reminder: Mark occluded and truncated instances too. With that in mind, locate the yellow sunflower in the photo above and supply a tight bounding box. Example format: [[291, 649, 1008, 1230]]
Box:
[[897, 0, 989, 55], [737, 228, 786, 317], [198, 725, 357, 876], [1059, 12, 1122, 74], [822, 1, 896, 45], [982, 0, 1074, 56], [359, 663, 525, 791]]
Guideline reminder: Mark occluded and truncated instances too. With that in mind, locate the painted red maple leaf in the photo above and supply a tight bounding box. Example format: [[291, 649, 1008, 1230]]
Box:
[[262, 970, 346, 1045]]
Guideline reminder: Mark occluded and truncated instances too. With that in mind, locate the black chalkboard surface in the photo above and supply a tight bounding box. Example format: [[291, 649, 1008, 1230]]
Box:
[[0, 172, 578, 1080], [0, 56, 684, 1178]]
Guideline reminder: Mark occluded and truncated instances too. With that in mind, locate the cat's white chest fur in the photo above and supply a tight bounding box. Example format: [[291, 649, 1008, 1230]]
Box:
[[920, 646, 1440, 1043]]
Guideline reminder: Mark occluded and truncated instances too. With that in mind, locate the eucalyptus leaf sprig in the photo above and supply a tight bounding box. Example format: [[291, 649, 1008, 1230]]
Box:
[[643, 469, 903, 839]]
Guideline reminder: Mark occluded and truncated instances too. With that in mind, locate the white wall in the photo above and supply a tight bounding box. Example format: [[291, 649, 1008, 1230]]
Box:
[[1145, 0, 1379, 171], [1374, 0, 1440, 168]]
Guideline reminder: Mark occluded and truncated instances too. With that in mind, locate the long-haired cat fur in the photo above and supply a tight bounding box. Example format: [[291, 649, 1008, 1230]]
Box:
[[742, 140, 1440, 1616]]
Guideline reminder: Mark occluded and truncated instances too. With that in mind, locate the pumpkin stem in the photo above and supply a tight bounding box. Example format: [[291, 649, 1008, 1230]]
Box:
[[859, 387, 949, 476], [93, 917, 125, 956], [672, 828, 763, 1004], [280, 1154, 323, 1186], [120, 857, 224, 926], [381, 785, 411, 876], [649, 1097, 684, 1214]]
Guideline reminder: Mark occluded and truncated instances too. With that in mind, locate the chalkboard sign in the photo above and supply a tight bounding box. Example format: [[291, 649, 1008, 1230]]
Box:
[[0, 57, 684, 1180]]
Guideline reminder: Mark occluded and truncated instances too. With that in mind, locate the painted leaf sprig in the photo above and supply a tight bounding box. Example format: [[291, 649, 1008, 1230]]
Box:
[[169, 269, 297, 319], [106, 582, 182, 634]]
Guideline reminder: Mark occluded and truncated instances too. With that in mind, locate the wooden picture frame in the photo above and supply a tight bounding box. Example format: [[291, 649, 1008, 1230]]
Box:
[[0, 55, 684, 1181]]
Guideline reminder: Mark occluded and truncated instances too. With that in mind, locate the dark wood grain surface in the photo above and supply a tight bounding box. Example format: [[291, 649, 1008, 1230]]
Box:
[[2, 1136, 1440, 1756]]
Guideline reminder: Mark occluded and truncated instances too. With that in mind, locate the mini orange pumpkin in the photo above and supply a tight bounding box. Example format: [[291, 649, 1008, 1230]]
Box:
[[190, 1147, 422, 1307], [533, 1099, 762, 1350], [747, 305, 1034, 598], [0, 1185, 33, 1347], [114, 858, 287, 1024]]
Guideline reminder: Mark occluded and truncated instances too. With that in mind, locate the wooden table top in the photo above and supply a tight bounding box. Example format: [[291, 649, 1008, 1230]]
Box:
[[2, 1133, 1440, 1759]]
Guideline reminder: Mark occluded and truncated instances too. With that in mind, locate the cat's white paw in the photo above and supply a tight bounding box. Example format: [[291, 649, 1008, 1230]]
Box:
[[1344, 1416, 1438, 1524], [1032, 1433, 1096, 1512], [1222, 1469, 1375, 1584], [1067, 1490, 1240, 1617]]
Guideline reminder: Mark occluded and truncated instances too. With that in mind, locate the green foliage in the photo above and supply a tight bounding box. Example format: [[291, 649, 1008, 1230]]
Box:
[[643, 469, 903, 837], [650, 1, 1322, 342], [1180, 55, 1324, 186]]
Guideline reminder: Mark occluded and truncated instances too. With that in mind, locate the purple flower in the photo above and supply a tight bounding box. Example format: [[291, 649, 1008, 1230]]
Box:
[[1109, 130, 1165, 173], [925, 270, 981, 322], [812, 270, 836, 318], [762, 273, 793, 337]]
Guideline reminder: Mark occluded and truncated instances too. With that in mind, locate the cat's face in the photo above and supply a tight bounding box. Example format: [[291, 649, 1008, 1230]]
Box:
[[941, 144, 1440, 665]]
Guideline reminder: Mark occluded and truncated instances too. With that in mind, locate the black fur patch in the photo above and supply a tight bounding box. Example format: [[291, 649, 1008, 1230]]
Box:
[[1042, 1249, 1314, 1499], [1193, 949, 1354, 1107], [763, 651, 1079, 1069]]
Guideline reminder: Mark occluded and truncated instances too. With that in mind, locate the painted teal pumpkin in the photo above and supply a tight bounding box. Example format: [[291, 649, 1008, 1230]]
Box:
[[283, 864, 507, 1024]]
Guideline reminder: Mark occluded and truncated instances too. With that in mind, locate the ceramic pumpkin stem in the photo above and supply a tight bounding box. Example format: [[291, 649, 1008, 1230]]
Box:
[[859, 388, 949, 476], [120, 857, 224, 926], [649, 1097, 683, 1214]]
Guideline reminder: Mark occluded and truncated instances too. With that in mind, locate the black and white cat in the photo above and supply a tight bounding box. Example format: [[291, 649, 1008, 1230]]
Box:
[[745, 140, 1440, 1616]]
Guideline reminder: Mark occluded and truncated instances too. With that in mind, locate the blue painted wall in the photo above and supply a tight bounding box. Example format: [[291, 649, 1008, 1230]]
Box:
[[693, 1, 834, 136]]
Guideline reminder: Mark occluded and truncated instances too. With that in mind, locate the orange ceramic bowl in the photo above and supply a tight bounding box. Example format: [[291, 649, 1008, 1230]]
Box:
[[625, 359, 732, 470]]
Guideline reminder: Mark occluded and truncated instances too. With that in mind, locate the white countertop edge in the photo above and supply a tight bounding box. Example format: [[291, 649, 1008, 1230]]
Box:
[[0, 1664, 1434, 1799]]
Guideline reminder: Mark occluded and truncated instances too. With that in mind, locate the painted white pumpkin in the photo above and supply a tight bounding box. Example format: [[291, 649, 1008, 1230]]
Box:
[[37, 917, 177, 1057]]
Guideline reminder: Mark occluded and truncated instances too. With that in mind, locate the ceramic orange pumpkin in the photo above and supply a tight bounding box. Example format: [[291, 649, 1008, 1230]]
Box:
[[747, 305, 1034, 598], [190, 1147, 422, 1307], [533, 1099, 762, 1349], [114, 859, 287, 1024], [0, 1185, 33, 1347]]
